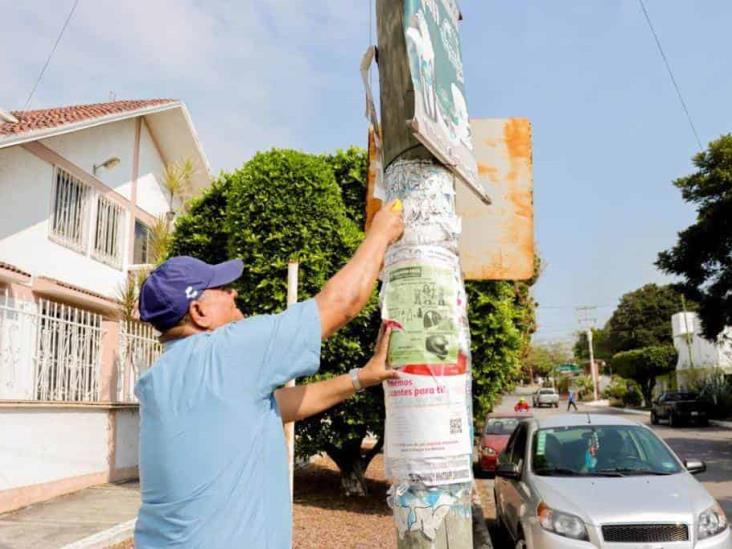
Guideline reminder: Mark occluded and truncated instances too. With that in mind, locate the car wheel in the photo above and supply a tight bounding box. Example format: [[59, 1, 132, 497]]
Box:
[[669, 412, 677, 427], [554, 402, 559, 408], [651, 410, 658, 425]]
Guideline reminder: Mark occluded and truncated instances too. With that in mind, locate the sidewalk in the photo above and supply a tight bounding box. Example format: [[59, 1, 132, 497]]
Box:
[[0, 482, 139, 549]]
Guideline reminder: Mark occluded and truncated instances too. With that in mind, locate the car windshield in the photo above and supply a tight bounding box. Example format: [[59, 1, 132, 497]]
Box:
[[531, 425, 683, 476], [485, 418, 520, 435], [539, 389, 556, 395], [666, 392, 697, 401]]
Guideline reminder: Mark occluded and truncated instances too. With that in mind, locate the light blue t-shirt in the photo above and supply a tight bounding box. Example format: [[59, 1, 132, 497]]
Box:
[[134, 299, 321, 548]]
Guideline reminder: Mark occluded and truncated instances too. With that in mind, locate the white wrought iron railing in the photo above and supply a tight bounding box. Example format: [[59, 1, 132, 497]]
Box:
[[118, 320, 161, 402], [34, 298, 102, 402]]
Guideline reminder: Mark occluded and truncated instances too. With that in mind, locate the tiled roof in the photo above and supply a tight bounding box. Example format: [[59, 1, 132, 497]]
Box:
[[0, 99, 176, 138]]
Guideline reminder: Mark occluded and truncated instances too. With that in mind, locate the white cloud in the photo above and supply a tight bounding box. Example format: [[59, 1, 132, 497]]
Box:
[[0, 0, 373, 169]]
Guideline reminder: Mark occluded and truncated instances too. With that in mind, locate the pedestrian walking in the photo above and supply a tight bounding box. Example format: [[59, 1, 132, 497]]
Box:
[[567, 388, 578, 411], [133, 201, 403, 548]]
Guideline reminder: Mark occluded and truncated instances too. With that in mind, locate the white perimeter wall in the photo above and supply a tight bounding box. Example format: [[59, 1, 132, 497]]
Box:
[[114, 408, 139, 470], [0, 408, 109, 491]]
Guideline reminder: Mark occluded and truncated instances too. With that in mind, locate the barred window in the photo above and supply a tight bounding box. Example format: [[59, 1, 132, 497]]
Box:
[[50, 167, 90, 251], [92, 196, 124, 269], [133, 220, 152, 265]]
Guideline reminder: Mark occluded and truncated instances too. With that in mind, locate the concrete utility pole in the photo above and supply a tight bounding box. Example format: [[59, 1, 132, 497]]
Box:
[[285, 261, 298, 499], [376, 1, 473, 547], [577, 306, 599, 401]]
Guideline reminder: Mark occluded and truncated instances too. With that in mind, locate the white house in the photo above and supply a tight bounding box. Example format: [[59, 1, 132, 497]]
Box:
[[672, 311, 732, 386], [0, 99, 210, 513]]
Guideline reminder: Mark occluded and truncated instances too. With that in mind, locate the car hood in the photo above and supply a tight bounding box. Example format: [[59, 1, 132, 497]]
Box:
[[531, 473, 714, 525]]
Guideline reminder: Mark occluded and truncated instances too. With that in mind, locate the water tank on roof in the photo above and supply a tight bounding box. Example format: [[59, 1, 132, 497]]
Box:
[[672, 312, 696, 337]]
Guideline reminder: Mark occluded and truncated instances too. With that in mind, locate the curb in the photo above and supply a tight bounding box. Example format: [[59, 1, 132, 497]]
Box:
[[60, 519, 135, 549], [471, 487, 494, 548], [606, 406, 732, 428]]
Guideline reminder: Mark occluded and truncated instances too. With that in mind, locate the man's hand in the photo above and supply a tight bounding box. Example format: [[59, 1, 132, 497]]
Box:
[[358, 325, 399, 388], [368, 199, 404, 244]]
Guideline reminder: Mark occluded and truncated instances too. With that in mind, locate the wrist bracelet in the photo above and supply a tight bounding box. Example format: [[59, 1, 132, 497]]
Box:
[[349, 368, 364, 392]]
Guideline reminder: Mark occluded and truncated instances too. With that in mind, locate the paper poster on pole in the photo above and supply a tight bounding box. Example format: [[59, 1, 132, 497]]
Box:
[[403, 0, 489, 203], [382, 264, 459, 366], [384, 371, 471, 485]]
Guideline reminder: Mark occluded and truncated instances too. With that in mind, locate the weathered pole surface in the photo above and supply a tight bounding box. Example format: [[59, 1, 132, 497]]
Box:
[[376, 1, 473, 547], [285, 261, 298, 499]]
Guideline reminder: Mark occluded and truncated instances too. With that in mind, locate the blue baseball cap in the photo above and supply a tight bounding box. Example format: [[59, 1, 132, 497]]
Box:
[[139, 256, 244, 330]]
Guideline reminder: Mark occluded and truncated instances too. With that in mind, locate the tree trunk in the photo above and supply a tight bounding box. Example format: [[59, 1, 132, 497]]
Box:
[[325, 437, 384, 497], [642, 379, 655, 408]]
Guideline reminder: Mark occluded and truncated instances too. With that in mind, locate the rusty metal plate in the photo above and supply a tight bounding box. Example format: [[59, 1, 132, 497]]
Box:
[[456, 118, 535, 280]]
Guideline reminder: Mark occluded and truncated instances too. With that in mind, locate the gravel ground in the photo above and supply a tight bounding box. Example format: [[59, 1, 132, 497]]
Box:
[[293, 453, 396, 549], [107, 453, 397, 549]]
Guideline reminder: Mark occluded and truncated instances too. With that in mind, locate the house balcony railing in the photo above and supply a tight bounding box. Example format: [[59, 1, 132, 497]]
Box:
[[0, 288, 161, 404]]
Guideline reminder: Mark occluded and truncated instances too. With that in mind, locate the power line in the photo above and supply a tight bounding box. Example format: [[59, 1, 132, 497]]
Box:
[[23, 0, 80, 110], [637, 0, 703, 151]]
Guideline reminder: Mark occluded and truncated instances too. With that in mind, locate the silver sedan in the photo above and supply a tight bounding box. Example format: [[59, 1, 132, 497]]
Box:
[[494, 414, 731, 549]]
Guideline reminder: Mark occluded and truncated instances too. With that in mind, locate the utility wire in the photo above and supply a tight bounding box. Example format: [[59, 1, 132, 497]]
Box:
[[638, 0, 703, 151], [23, 0, 80, 110]]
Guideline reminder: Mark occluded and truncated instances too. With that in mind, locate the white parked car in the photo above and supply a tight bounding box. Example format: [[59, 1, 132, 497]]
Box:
[[494, 414, 730, 549], [532, 388, 559, 408]]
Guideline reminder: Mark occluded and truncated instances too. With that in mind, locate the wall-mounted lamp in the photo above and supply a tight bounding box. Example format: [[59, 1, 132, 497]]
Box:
[[93, 156, 121, 176]]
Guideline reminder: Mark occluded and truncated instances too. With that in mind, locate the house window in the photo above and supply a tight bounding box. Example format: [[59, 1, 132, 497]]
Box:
[[133, 220, 152, 265], [92, 196, 124, 269], [49, 167, 90, 251]]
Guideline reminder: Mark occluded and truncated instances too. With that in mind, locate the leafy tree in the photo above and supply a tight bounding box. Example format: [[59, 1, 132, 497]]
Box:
[[657, 135, 732, 339], [573, 327, 612, 362], [169, 176, 231, 264], [611, 345, 677, 406], [467, 279, 536, 420], [525, 342, 571, 380], [322, 147, 368, 229], [605, 284, 689, 354]]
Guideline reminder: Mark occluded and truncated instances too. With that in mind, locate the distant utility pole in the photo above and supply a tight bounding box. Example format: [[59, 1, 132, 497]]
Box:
[[576, 306, 599, 401]]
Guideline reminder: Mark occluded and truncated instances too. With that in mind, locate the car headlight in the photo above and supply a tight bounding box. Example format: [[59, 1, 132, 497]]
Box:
[[481, 447, 496, 456], [537, 502, 589, 541], [698, 503, 728, 540]]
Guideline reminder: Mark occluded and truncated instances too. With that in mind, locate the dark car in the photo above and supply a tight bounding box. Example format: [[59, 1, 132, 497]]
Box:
[[477, 415, 528, 475], [651, 391, 709, 427]]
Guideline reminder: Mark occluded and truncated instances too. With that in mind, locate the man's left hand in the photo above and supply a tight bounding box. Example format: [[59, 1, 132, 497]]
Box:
[[358, 325, 399, 388]]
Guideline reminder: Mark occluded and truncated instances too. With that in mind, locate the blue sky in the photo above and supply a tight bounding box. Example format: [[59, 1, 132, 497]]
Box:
[[2, 1, 730, 344]]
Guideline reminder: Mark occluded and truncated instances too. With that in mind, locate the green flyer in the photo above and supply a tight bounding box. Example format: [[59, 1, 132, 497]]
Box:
[[383, 264, 459, 366]]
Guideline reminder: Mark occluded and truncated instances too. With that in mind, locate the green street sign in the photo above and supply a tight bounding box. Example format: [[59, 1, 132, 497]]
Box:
[[555, 363, 582, 375]]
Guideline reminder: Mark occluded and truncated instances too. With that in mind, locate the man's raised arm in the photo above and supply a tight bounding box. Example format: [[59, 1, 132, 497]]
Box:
[[315, 200, 403, 339]]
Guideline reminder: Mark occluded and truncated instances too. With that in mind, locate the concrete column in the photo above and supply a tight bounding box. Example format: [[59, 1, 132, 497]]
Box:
[[99, 320, 120, 403]]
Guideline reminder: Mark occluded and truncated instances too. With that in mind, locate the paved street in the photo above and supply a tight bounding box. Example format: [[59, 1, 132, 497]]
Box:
[[476, 390, 732, 544]]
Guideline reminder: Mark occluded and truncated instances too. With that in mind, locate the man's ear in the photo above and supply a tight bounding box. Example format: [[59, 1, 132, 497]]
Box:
[[188, 300, 212, 330]]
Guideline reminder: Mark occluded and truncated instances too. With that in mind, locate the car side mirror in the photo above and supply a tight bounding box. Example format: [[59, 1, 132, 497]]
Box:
[[684, 459, 706, 475], [496, 462, 521, 480]]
